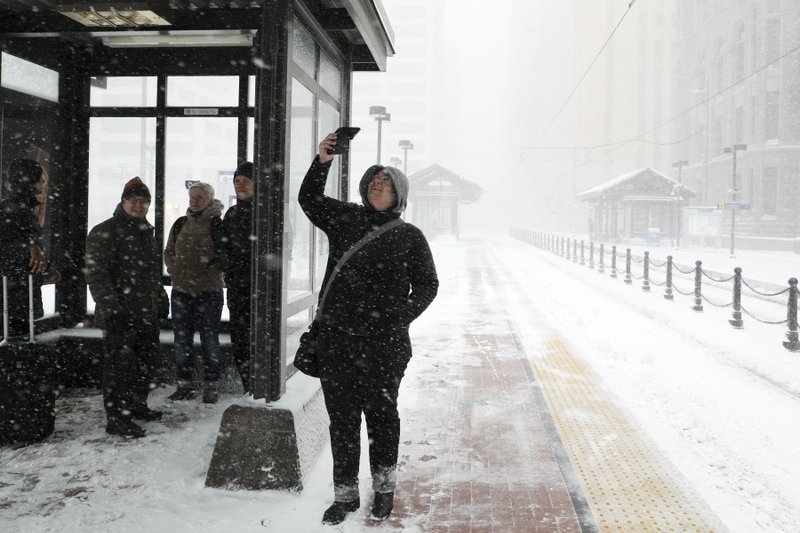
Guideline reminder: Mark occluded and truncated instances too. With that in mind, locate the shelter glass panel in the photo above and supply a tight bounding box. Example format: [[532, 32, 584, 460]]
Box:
[[87, 117, 157, 313], [292, 23, 316, 77], [1, 52, 58, 102], [166, 76, 238, 107], [90, 76, 157, 107], [319, 50, 341, 101], [287, 78, 314, 302], [163, 117, 238, 275], [87, 117, 157, 229]]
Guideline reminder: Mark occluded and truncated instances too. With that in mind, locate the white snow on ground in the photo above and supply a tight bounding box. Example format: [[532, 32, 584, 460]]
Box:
[[1, 232, 799, 532]]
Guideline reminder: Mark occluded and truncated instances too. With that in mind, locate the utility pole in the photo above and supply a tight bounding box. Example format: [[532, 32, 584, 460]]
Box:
[[723, 144, 747, 257], [672, 160, 688, 248]]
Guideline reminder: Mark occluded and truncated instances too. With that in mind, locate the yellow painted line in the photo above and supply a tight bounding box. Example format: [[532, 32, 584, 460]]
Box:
[[488, 248, 728, 532]]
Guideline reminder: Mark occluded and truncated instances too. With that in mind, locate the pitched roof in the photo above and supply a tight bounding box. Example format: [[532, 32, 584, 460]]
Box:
[[408, 164, 483, 203], [577, 167, 697, 201]]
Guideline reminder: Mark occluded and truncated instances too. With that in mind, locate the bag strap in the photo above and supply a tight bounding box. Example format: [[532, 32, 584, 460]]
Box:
[[316, 217, 404, 317]]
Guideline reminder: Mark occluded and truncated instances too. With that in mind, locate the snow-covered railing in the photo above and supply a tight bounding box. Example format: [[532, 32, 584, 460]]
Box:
[[511, 229, 800, 352]]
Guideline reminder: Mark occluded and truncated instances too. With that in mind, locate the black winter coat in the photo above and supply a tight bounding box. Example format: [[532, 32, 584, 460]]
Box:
[[299, 156, 438, 336], [85, 204, 168, 327], [221, 198, 252, 295]]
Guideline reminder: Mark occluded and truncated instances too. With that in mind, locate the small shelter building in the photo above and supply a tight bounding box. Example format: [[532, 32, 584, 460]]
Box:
[[578, 167, 696, 244], [408, 164, 482, 237]]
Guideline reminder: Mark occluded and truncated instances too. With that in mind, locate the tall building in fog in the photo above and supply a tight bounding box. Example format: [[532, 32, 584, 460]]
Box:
[[672, 0, 800, 246]]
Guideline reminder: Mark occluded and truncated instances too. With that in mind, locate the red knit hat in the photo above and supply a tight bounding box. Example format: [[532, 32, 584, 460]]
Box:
[[121, 176, 151, 202]]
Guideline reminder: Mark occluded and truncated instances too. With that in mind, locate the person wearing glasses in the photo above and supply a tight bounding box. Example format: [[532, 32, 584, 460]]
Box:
[[85, 177, 169, 439], [299, 132, 439, 525]]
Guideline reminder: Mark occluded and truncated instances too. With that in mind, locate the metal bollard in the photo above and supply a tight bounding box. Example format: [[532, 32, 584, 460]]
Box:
[[663, 256, 673, 300], [729, 267, 743, 328], [610, 245, 617, 278], [692, 260, 703, 312], [641, 251, 651, 291], [561, 236, 565, 257], [624, 248, 632, 284], [588, 241, 594, 269], [783, 278, 800, 351], [598, 244, 605, 273], [573, 239, 578, 263], [566, 238, 571, 261], [580, 240, 585, 266]]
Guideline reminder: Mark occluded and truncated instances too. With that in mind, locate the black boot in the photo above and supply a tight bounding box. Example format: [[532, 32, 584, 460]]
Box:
[[370, 491, 394, 521], [321, 498, 360, 525], [106, 418, 146, 438], [131, 406, 163, 421]]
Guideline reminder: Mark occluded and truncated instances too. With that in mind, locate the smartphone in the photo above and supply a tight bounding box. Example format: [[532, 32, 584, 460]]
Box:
[[328, 126, 361, 155]]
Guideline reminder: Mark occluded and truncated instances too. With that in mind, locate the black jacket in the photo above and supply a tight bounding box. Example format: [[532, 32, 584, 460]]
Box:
[[85, 204, 168, 327], [222, 197, 252, 294], [299, 156, 438, 336]]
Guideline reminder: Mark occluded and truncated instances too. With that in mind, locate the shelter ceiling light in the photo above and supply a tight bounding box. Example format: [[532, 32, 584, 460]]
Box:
[[100, 31, 255, 48], [56, 3, 172, 27]]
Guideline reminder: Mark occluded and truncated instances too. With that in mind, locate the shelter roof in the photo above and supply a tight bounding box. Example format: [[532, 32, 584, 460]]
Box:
[[409, 164, 482, 204], [0, 0, 393, 71], [577, 167, 696, 201]]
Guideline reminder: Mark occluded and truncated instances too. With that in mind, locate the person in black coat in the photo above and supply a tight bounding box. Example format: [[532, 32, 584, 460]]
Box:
[[221, 161, 254, 393], [0, 158, 58, 337], [299, 132, 439, 525], [85, 177, 169, 438]]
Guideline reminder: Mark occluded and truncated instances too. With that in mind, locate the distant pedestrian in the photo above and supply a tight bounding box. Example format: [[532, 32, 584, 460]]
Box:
[[221, 162, 255, 393], [164, 182, 225, 404], [0, 158, 60, 337], [85, 177, 169, 438], [299, 132, 439, 525]]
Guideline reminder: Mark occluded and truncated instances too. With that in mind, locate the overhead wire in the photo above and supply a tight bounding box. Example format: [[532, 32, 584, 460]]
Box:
[[530, 0, 639, 149]]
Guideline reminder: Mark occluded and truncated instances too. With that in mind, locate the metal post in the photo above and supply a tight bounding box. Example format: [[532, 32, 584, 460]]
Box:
[[692, 260, 704, 312], [580, 240, 585, 266], [588, 241, 594, 269], [610, 245, 617, 278], [376, 119, 383, 164], [730, 149, 737, 256], [624, 248, 632, 284], [664, 256, 673, 300], [783, 278, 800, 351], [641, 251, 650, 292], [573, 239, 578, 263], [729, 267, 743, 328], [566, 238, 571, 261], [598, 243, 605, 273]]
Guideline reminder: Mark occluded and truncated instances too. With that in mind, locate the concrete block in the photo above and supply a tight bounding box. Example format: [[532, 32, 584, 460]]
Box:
[[205, 374, 328, 491]]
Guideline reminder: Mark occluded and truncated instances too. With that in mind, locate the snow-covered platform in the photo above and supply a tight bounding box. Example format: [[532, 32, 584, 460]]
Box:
[[6, 234, 798, 531]]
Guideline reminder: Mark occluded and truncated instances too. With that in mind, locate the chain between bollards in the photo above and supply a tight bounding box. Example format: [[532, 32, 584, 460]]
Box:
[[729, 267, 743, 328]]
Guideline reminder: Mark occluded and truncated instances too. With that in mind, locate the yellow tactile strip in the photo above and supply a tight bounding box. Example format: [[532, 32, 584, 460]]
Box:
[[488, 249, 728, 533]]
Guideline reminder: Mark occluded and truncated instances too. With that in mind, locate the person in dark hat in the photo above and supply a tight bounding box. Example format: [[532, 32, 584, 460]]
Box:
[[85, 176, 169, 438], [0, 158, 59, 337], [221, 161, 255, 393]]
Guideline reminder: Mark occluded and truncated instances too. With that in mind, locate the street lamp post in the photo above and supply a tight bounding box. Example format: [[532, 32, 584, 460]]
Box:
[[723, 144, 747, 257], [672, 160, 688, 248], [398, 139, 414, 175], [389, 156, 402, 168], [369, 106, 391, 164]]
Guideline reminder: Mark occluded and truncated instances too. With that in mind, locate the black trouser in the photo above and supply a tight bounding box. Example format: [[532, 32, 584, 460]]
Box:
[[103, 317, 159, 423], [227, 286, 251, 392], [317, 326, 412, 502]]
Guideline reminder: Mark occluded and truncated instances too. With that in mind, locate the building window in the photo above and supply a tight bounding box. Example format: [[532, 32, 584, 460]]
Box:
[[765, 91, 779, 140], [765, 19, 781, 63], [735, 106, 744, 143], [762, 167, 777, 216]]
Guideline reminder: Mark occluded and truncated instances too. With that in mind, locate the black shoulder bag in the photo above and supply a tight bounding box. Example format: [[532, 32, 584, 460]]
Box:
[[293, 218, 404, 377]]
